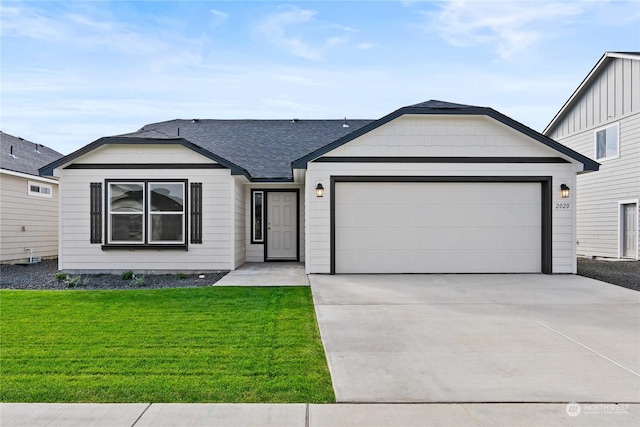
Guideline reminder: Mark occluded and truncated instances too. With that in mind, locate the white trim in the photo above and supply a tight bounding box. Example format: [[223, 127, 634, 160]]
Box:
[[1, 168, 59, 184], [27, 180, 53, 198], [252, 190, 264, 243], [108, 182, 145, 244], [147, 182, 186, 244], [618, 199, 639, 260], [593, 122, 620, 162]]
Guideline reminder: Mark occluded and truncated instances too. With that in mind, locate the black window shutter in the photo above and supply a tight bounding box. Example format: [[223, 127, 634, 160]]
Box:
[[190, 183, 202, 244], [90, 183, 102, 244]]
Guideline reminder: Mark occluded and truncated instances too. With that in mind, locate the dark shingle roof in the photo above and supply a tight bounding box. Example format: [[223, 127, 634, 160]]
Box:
[[0, 131, 63, 176], [120, 119, 373, 179]]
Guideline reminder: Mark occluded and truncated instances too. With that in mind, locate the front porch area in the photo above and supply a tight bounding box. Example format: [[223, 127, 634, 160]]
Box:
[[214, 262, 308, 286]]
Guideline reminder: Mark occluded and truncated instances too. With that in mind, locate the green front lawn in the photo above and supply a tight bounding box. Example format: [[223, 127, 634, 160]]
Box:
[[0, 287, 334, 403]]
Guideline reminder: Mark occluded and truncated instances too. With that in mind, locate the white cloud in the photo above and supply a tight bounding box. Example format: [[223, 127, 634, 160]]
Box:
[[357, 42, 376, 49], [423, 1, 588, 59], [210, 9, 229, 28], [256, 6, 357, 60]]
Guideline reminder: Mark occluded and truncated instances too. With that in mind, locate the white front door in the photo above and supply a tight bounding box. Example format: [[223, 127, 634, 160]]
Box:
[[622, 203, 638, 258], [267, 192, 297, 259]]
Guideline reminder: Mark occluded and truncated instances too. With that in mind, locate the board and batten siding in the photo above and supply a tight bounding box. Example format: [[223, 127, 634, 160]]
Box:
[[56, 144, 235, 272], [0, 172, 59, 263], [546, 56, 640, 259], [305, 114, 584, 274], [547, 57, 640, 140]]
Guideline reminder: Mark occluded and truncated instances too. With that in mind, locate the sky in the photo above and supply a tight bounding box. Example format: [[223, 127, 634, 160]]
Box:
[[1, 1, 639, 155]]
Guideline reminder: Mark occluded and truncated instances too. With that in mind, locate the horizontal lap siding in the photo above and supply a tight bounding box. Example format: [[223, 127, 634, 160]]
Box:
[[554, 113, 640, 258], [233, 179, 246, 268], [58, 163, 233, 273], [0, 174, 59, 262]]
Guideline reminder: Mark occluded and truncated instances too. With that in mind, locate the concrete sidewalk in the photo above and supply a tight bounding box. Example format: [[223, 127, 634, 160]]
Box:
[[214, 262, 308, 286], [2, 402, 639, 426]]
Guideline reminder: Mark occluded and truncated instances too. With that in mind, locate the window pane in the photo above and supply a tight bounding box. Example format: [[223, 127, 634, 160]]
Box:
[[596, 130, 606, 159], [151, 214, 183, 242], [150, 183, 184, 212], [254, 192, 263, 241], [110, 183, 143, 212], [111, 214, 143, 242], [606, 126, 618, 157]]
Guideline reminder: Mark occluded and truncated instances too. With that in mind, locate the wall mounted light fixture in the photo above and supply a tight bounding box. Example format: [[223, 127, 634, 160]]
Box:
[[316, 183, 324, 198], [560, 184, 570, 198]]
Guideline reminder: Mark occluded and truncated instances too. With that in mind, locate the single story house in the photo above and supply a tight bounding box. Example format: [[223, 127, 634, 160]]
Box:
[[40, 100, 598, 274], [544, 52, 639, 260], [1, 131, 63, 263]]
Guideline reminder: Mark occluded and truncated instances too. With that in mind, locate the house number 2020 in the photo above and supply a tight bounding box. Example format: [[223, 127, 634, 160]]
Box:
[[555, 203, 570, 209]]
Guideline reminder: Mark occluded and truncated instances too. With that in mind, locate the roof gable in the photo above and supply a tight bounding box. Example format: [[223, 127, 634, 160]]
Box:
[[292, 100, 599, 172], [39, 136, 250, 178], [544, 51, 640, 135], [1, 131, 63, 176]]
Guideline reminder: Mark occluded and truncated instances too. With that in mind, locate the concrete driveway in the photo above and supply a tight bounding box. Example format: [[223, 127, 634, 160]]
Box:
[[309, 274, 640, 403]]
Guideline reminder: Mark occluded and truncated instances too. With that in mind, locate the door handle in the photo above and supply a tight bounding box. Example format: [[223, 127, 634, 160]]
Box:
[[268, 223, 271, 230]]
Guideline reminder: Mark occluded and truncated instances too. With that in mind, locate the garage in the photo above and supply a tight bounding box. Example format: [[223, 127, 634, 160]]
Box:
[[332, 178, 550, 274]]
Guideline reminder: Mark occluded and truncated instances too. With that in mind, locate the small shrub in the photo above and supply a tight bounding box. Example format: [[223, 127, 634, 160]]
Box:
[[54, 272, 68, 281], [121, 271, 134, 280], [176, 272, 187, 280], [131, 275, 146, 287], [64, 276, 81, 288]]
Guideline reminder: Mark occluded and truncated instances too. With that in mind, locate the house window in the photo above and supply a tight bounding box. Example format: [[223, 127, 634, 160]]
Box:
[[252, 190, 264, 243], [28, 181, 52, 198], [107, 181, 185, 245], [595, 123, 619, 160]]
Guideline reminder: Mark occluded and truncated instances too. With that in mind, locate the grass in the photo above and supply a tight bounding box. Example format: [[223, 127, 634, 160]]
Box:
[[0, 287, 334, 403]]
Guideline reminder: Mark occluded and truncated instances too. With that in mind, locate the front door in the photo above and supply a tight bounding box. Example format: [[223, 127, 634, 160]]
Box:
[[267, 192, 297, 260], [622, 203, 638, 258]]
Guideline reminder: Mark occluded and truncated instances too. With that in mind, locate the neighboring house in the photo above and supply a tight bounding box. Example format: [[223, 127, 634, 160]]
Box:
[[1, 131, 63, 263], [40, 100, 598, 274], [544, 52, 639, 260]]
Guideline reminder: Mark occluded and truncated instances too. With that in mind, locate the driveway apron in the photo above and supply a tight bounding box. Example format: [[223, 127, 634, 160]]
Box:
[[309, 274, 640, 403]]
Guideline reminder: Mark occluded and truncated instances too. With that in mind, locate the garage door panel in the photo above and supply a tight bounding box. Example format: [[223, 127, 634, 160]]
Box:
[[335, 181, 542, 273]]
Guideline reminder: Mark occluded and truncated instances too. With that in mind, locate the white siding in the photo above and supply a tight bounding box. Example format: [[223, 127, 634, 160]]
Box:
[[305, 115, 582, 274], [548, 58, 640, 140], [0, 173, 59, 263], [546, 56, 640, 259], [233, 178, 246, 268], [554, 113, 640, 258], [57, 144, 234, 273]]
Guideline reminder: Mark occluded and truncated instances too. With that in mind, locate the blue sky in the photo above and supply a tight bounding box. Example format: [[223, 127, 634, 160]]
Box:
[[1, 1, 639, 155]]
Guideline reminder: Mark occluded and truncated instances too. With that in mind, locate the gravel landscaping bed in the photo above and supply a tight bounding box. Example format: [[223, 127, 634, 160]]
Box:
[[577, 257, 639, 291], [0, 259, 228, 290]]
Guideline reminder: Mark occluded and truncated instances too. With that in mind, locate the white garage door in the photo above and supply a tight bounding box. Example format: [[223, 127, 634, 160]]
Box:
[[335, 181, 542, 273]]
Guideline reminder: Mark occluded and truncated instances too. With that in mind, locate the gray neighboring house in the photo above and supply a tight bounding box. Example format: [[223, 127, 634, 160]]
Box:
[[544, 52, 639, 260], [41, 100, 598, 274], [0, 131, 63, 263]]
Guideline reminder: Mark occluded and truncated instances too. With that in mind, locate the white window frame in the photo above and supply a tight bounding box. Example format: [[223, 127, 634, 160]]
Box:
[[252, 190, 264, 243], [108, 182, 145, 244], [594, 122, 620, 161], [28, 181, 52, 198], [148, 182, 186, 244], [618, 199, 639, 260]]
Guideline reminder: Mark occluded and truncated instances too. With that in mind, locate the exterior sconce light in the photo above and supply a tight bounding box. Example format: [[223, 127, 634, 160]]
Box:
[[316, 183, 325, 198], [560, 184, 570, 198]]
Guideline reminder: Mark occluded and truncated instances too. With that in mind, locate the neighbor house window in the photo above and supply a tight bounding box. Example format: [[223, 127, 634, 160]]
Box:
[[252, 190, 264, 243], [107, 181, 186, 245], [28, 181, 52, 198], [595, 123, 619, 160]]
